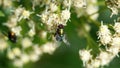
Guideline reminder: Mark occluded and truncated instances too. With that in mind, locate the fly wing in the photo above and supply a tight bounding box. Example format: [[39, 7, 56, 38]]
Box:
[[63, 34, 70, 46]]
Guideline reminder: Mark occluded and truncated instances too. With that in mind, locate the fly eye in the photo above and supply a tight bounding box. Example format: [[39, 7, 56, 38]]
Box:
[[58, 24, 64, 29]]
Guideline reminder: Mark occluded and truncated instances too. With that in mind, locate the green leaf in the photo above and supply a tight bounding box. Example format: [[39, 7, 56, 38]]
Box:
[[0, 11, 5, 17]]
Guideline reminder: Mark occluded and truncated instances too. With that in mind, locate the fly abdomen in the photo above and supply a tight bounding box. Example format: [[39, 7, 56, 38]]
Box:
[[8, 31, 17, 43]]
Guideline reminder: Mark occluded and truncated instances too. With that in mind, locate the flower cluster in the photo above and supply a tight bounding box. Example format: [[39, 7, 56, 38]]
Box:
[[98, 22, 112, 45], [0, 35, 58, 68], [79, 18, 120, 68], [39, 0, 71, 32], [75, 0, 98, 20], [3, 6, 33, 37], [78, 0, 120, 67], [6, 41, 59, 67], [105, 0, 120, 17], [79, 49, 92, 66], [0, 0, 61, 67]]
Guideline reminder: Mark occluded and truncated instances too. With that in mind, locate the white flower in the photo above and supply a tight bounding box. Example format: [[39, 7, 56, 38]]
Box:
[[14, 7, 23, 17], [61, 9, 71, 21], [98, 23, 111, 36], [11, 26, 22, 36], [99, 35, 112, 45], [79, 49, 92, 65], [33, 45, 43, 55], [73, 0, 86, 8], [92, 59, 101, 68], [86, 4, 99, 20], [40, 11, 49, 24], [3, 16, 18, 28], [40, 1, 71, 31], [111, 37, 120, 47], [98, 51, 112, 66], [74, 0, 98, 18], [12, 47, 21, 56], [63, 0, 72, 9], [7, 51, 15, 60], [18, 9, 32, 21], [41, 42, 59, 54], [28, 29, 35, 37], [86, 63, 93, 68], [105, 0, 120, 17], [41, 31, 47, 39], [0, 39, 8, 51], [114, 22, 120, 34], [86, 58, 101, 68], [110, 7, 118, 17], [107, 46, 119, 56], [47, 13, 59, 26], [29, 45, 42, 62], [50, 3, 58, 12], [29, 53, 39, 62], [13, 59, 23, 67], [98, 23, 112, 45], [20, 53, 30, 64], [21, 37, 32, 48], [22, 10, 31, 19]]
